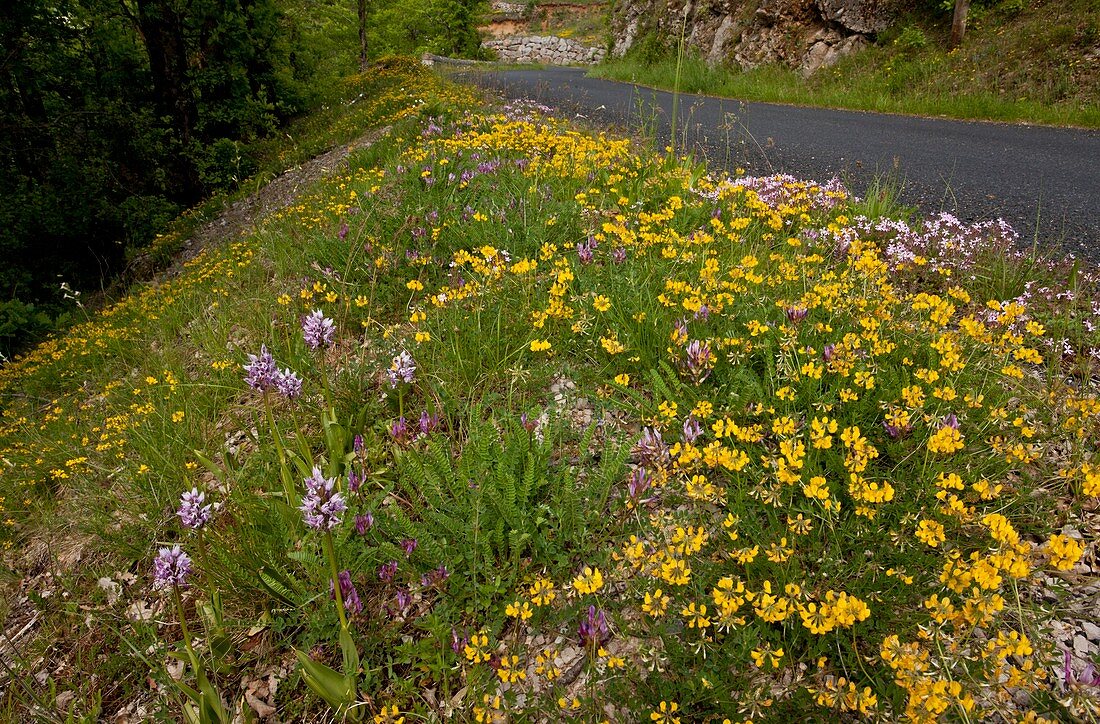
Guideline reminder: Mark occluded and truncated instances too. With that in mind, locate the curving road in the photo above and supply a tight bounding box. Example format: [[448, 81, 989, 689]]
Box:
[[452, 67, 1100, 261]]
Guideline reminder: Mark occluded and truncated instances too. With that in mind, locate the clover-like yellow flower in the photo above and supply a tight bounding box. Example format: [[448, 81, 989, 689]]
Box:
[[1047, 534, 1084, 571], [650, 700, 680, 723], [463, 633, 491, 663], [916, 519, 946, 547], [928, 425, 964, 454], [505, 600, 533, 621], [572, 566, 603, 595]]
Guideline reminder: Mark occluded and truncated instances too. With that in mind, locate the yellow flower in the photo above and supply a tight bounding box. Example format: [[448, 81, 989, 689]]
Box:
[[691, 400, 713, 418], [927, 425, 964, 454], [573, 566, 604, 594], [373, 704, 404, 724], [924, 593, 957, 624], [475, 694, 504, 723], [530, 339, 551, 352], [650, 701, 680, 723], [528, 577, 556, 606], [496, 654, 526, 683], [505, 600, 533, 621], [600, 334, 625, 354], [681, 602, 710, 629], [464, 633, 491, 663], [1084, 470, 1100, 497], [643, 589, 670, 617], [535, 648, 561, 680], [787, 514, 812, 535], [614, 373, 631, 386], [798, 602, 834, 634], [827, 591, 871, 626], [593, 295, 611, 312], [751, 646, 784, 669], [802, 476, 831, 501], [916, 519, 946, 547], [510, 258, 537, 274], [1047, 534, 1084, 570], [171, 411, 185, 423]]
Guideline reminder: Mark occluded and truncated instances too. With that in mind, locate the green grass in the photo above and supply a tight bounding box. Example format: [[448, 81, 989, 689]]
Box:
[[1, 56, 1098, 721], [592, 0, 1100, 128]]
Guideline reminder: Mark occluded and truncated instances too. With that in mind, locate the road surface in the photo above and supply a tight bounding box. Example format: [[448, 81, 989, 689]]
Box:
[[452, 66, 1100, 260]]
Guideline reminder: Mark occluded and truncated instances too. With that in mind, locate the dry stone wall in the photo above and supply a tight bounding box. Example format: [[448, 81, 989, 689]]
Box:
[[483, 35, 607, 65]]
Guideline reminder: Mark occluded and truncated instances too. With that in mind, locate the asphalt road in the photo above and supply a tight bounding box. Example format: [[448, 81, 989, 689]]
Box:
[[452, 66, 1100, 261]]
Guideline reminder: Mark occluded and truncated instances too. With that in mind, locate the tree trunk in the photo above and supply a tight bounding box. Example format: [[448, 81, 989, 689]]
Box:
[[950, 0, 970, 48], [358, 0, 368, 71], [132, 0, 201, 199]]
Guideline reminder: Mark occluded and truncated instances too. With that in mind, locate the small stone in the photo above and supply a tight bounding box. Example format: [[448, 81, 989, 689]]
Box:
[[1074, 634, 1090, 655], [55, 691, 75, 711], [1084, 621, 1100, 641]]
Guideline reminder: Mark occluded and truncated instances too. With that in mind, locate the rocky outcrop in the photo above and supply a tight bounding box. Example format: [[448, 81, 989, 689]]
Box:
[[611, 0, 903, 75], [489, 1, 528, 19], [817, 0, 897, 33], [483, 35, 607, 65]]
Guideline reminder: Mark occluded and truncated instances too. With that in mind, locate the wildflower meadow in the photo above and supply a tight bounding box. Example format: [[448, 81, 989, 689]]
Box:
[[0, 57, 1097, 722]]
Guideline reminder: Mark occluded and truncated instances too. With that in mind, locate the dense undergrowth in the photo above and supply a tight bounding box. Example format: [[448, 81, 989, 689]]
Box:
[[594, 0, 1100, 128], [0, 56, 1098, 721]]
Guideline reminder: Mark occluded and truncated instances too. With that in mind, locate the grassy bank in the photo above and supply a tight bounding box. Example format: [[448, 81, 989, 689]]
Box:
[[1, 57, 1098, 721], [593, 0, 1100, 128]]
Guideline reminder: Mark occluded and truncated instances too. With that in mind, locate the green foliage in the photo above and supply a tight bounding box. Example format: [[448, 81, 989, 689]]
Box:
[[893, 25, 930, 52], [628, 30, 673, 66], [0, 0, 494, 358], [197, 140, 260, 195], [0, 299, 61, 361], [391, 413, 626, 610], [369, 0, 487, 57]]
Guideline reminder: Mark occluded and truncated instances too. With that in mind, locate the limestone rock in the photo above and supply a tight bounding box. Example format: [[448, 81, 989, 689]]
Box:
[[610, 0, 897, 74], [816, 0, 899, 34], [800, 30, 868, 76]]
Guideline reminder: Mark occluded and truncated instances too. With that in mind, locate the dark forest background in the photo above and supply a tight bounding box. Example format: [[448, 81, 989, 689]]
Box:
[[0, 0, 484, 357]]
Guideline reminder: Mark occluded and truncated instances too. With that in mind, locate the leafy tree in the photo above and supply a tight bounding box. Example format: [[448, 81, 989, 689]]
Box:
[[368, 0, 485, 57], [0, 0, 486, 358], [0, 0, 313, 357]]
